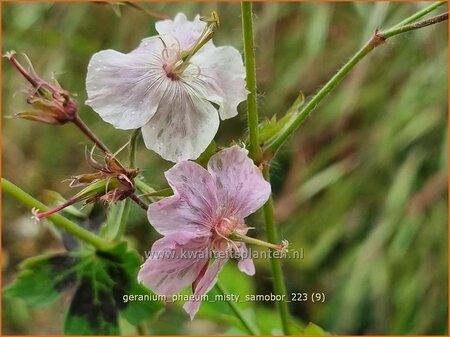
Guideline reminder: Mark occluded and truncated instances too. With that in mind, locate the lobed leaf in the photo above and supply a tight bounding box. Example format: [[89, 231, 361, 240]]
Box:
[[4, 242, 163, 335]]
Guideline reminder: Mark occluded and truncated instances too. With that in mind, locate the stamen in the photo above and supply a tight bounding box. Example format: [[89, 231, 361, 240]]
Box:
[[171, 19, 217, 75]]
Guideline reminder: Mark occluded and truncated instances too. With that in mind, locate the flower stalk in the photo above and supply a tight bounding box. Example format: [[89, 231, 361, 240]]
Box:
[[113, 129, 141, 240], [2, 178, 109, 250], [72, 115, 113, 155], [230, 232, 288, 251], [242, 3, 292, 334], [262, 166, 292, 335], [216, 282, 258, 335], [242, 2, 261, 162], [381, 11, 448, 38], [392, 1, 446, 28]]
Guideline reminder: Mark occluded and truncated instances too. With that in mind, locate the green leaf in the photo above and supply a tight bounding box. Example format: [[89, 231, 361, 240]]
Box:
[[4, 242, 163, 335], [301, 322, 330, 336], [257, 93, 305, 146], [72, 178, 117, 201], [99, 202, 123, 239], [64, 243, 163, 335], [4, 254, 79, 307]]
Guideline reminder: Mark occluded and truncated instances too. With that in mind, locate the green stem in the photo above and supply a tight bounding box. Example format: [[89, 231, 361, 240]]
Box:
[[72, 115, 112, 155], [2, 178, 109, 249], [141, 187, 173, 198], [230, 232, 285, 251], [242, 2, 292, 333], [215, 282, 258, 335], [262, 166, 292, 335], [265, 4, 448, 157], [113, 129, 140, 240], [241, 2, 261, 161], [129, 128, 139, 167], [135, 179, 157, 202], [392, 1, 446, 28], [381, 12, 448, 38]]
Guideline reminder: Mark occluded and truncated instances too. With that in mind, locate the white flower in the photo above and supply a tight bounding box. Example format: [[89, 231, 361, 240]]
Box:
[[85, 13, 247, 162]]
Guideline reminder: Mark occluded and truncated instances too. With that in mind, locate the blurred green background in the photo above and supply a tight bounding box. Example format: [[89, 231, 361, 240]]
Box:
[[2, 2, 448, 335]]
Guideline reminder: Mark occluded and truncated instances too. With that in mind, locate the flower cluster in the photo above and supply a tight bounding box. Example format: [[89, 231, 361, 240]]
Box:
[[7, 12, 281, 321], [86, 13, 282, 319]]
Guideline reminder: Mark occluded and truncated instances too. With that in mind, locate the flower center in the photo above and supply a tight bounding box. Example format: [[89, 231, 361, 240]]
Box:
[[211, 216, 248, 252], [160, 13, 218, 81], [162, 62, 181, 80], [215, 216, 239, 237], [161, 45, 184, 81]]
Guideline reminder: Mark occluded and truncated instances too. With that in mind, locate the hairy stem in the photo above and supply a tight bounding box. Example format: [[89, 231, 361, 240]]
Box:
[[381, 12, 448, 38], [130, 194, 149, 210], [242, 2, 292, 334], [113, 129, 140, 240], [262, 166, 292, 335], [265, 4, 448, 157], [216, 282, 258, 335], [2, 178, 109, 249], [392, 1, 446, 28], [242, 2, 261, 161], [72, 115, 112, 154]]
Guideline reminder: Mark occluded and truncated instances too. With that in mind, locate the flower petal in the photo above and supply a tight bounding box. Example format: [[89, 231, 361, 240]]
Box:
[[138, 231, 210, 296], [192, 46, 247, 120], [86, 38, 168, 129], [148, 161, 218, 236], [237, 244, 255, 276], [141, 84, 219, 162], [183, 257, 228, 319], [155, 13, 213, 51], [208, 146, 271, 218]]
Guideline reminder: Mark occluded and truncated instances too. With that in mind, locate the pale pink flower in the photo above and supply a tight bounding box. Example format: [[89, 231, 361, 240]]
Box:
[[85, 13, 247, 162], [137, 146, 272, 319]]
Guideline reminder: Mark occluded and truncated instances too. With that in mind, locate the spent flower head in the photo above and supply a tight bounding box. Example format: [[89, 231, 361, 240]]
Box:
[[138, 146, 286, 319], [86, 13, 247, 162], [5, 51, 78, 125], [33, 151, 137, 221]]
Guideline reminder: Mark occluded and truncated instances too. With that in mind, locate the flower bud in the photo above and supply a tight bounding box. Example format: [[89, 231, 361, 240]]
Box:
[[5, 50, 78, 125]]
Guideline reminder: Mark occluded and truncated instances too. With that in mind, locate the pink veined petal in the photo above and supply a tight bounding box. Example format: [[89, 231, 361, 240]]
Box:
[[191, 46, 247, 120], [141, 81, 219, 162], [155, 13, 214, 52], [137, 231, 210, 297], [86, 37, 170, 130], [148, 160, 218, 236], [208, 146, 272, 219], [183, 257, 228, 319], [237, 243, 255, 276]]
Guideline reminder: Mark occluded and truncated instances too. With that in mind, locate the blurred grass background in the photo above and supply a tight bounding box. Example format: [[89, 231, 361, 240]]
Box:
[[2, 2, 448, 335]]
